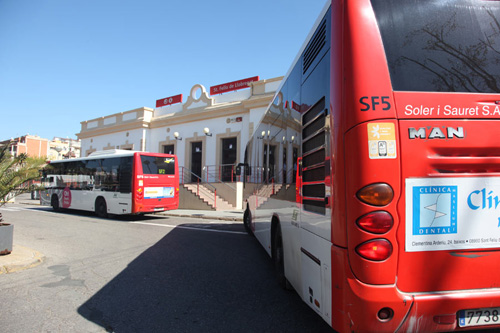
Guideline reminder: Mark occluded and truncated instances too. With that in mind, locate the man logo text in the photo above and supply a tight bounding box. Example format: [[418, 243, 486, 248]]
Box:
[[408, 127, 464, 140]]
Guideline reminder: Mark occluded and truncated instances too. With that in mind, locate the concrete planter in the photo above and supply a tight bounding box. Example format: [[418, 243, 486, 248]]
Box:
[[0, 223, 14, 255]]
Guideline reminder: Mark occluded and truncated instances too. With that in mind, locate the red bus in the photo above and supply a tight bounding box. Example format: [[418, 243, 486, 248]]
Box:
[[243, 0, 500, 331], [41, 150, 179, 217]]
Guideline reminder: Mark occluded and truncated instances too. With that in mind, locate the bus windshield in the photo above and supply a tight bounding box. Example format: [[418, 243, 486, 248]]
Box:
[[140, 156, 176, 175], [371, 0, 500, 93]]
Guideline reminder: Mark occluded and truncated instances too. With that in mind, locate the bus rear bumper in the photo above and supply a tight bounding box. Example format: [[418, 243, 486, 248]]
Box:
[[332, 246, 500, 332], [398, 290, 500, 332], [136, 203, 179, 214], [332, 246, 412, 332]]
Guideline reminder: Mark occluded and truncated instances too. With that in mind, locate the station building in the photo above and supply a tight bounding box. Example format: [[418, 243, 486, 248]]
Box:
[[76, 76, 283, 209]]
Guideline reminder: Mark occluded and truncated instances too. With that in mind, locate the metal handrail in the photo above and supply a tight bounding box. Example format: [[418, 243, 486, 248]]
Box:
[[204, 164, 238, 183], [180, 166, 217, 209], [202, 165, 236, 192]]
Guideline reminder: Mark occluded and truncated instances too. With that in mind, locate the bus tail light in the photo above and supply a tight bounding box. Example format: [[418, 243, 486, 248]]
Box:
[[355, 239, 393, 261], [356, 183, 393, 206], [356, 211, 393, 234]]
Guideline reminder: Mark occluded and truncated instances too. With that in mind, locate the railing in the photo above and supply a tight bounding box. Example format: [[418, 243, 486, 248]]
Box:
[[180, 167, 217, 209], [180, 164, 297, 208], [204, 164, 239, 183], [201, 164, 297, 185]]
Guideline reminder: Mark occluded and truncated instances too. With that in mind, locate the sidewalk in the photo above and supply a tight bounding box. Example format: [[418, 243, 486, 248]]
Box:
[[160, 209, 243, 221], [0, 245, 45, 274]]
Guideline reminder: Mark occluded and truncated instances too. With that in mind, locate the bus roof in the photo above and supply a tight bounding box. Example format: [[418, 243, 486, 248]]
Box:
[[47, 150, 174, 164], [272, 1, 331, 98]]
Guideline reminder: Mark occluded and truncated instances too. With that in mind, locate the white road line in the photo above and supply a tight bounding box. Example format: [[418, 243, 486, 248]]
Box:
[[0, 206, 52, 213], [130, 221, 247, 235], [0, 208, 22, 212]]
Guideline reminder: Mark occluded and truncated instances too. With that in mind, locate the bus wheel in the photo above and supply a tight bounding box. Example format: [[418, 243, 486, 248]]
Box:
[[243, 209, 253, 236], [51, 195, 60, 212], [95, 198, 108, 218], [273, 224, 292, 290]]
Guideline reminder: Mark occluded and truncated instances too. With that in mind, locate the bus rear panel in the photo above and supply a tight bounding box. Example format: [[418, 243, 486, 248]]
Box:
[[133, 153, 179, 213]]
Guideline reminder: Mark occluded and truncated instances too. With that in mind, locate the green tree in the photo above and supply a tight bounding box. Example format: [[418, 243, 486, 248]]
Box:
[[0, 142, 46, 209]]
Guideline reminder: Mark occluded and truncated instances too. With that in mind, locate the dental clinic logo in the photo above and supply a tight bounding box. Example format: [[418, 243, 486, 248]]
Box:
[[412, 185, 458, 235]]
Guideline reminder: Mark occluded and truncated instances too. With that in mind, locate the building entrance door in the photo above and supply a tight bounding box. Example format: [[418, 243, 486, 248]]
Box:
[[221, 137, 237, 181], [191, 141, 202, 182], [163, 144, 174, 154], [263, 144, 276, 183], [282, 147, 287, 184]]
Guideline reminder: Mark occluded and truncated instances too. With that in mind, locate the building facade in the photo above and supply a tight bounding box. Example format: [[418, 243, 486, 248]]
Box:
[[77, 77, 282, 183], [0, 135, 49, 158], [48, 137, 81, 161]]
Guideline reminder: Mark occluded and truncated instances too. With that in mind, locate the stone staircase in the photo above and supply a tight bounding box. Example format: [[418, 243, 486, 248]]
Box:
[[254, 183, 283, 208], [182, 183, 234, 211]]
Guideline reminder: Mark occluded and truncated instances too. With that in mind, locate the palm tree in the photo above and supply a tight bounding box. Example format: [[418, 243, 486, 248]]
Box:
[[0, 141, 46, 254], [0, 141, 46, 215]]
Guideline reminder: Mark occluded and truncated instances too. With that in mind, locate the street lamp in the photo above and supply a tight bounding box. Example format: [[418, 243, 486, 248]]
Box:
[[203, 127, 212, 137]]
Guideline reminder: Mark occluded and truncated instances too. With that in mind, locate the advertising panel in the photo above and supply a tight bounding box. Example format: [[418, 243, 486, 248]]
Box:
[[406, 177, 500, 252], [144, 187, 175, 199]]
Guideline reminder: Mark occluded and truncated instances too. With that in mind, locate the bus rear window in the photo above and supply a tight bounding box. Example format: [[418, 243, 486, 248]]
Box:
[[371, 0, 500, 93], [140, 156, 176, 175]]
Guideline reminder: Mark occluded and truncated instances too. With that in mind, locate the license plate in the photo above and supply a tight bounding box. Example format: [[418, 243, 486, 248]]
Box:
[[154, 207, 165, 212], [459, 307, 500, 327]]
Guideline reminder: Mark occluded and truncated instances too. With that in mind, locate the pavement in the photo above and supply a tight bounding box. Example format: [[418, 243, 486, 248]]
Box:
[[0, 193, 244, 275], [161, 208, 243, 221], [0, 245, 45, 274]]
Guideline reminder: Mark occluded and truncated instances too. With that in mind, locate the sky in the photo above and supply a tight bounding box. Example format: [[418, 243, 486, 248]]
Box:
[[0, 0, 327, 141]]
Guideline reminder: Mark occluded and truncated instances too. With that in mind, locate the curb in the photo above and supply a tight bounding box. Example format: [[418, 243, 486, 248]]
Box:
[[0, 245, 45, 274], [160, 213, 242, 222]]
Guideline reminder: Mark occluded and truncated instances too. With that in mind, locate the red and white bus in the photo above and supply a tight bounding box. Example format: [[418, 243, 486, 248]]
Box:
[[41, 150, 179, 217], [243, 0, 500, 331]]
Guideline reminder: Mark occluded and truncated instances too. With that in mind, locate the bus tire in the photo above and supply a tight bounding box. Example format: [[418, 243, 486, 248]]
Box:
[[51, 194, 60, 212], [272, 222, 292, 290], [95, 197, 108, 218], [243, 208, 253, 236]]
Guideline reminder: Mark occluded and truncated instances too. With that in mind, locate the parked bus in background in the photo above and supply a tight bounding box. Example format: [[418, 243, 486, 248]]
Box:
[[243, 0, 500, 331], [41, 150, 179, 217]]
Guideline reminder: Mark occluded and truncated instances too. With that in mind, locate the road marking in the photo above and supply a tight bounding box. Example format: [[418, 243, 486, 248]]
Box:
[[130, 221, 247, 235], [0, 207, 22, 212], [0, 206, 53, 213]]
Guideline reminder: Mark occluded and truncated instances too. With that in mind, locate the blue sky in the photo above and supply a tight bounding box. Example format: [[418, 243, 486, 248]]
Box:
[[0, 0, 326, 140]]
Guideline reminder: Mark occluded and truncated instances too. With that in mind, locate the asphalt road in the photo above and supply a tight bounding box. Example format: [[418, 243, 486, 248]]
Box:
[[0, 201, 333, 333]]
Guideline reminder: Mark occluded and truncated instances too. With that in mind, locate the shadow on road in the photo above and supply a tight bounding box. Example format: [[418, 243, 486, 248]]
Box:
[[77, 226, 333, 332], [27, 206, 170, 222]]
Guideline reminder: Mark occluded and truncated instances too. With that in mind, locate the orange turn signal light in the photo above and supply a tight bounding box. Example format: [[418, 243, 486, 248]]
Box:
[[356, 183, 394, 206]]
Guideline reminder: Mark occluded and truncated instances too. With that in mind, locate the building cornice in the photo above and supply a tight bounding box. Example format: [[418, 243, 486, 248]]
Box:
[[77, 107, 153, 139], [77, 77, 281, 139]]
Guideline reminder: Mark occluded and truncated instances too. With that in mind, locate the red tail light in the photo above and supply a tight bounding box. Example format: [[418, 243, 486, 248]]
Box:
[[136, 188, 143, 200], [356, 211, 393, 234], [356, 239, 393, 261], [356, 183, 394, 206]]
